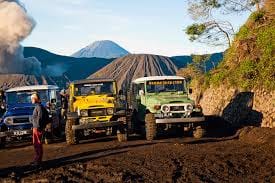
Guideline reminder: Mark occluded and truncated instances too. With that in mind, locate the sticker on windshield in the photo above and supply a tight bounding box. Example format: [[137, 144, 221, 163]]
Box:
[[148, 80, 183, 85], [83, 83, 104, 87]]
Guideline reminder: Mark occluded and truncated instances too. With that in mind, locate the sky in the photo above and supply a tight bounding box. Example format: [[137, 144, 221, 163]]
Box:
[[21, 0, 251, 57]]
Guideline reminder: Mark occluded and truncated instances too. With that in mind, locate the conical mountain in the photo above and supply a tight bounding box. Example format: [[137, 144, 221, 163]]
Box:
[[89, 54, 178, 90], [72, 40, 129, 59]]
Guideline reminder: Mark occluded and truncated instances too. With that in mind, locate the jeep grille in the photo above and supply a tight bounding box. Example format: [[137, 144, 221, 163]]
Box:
[[88, 109, 107, 117], [170, 106, 185, 111], [13, 118, 30, 124]]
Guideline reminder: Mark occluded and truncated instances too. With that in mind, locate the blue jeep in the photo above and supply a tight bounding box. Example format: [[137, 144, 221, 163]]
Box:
[[0, 85, 61, 147]]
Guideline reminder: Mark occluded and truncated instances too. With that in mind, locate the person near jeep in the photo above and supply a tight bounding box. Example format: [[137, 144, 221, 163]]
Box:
[[60, 89, 68, 124], [0, 90, 6, 117], [31, 93, 48, 165]]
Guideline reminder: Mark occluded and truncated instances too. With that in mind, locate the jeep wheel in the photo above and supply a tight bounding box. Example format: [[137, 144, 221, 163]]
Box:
[[65, 118, 79, 145], [193, 126, 206, 139], [0, 137, 6, 148], [117, 125, 128, 142], [145, 113, 156, 141]]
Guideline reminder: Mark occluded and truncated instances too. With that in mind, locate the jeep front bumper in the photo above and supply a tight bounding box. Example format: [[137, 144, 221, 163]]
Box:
[[0, 131, 6, 138], [155, 117, 205, 124], [72, 121, 125, 131], [4, 129, 33, 137]]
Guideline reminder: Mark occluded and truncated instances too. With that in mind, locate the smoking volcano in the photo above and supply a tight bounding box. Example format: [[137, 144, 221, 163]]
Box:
[[0, 0, 41, 75]]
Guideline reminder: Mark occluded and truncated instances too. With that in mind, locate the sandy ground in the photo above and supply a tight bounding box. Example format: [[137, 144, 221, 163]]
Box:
[[0, 127, 274, 183]]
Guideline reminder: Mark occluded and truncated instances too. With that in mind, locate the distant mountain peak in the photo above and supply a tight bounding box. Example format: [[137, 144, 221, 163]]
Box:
[[72, 40, 130, 59]]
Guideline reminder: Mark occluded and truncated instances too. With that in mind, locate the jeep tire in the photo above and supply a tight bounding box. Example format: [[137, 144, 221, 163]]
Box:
[[117, 125, 127, 142], [0, 137, 5, 148], [65, 118, 79, 145], [145, 113, 156, 141], [193, 126, 206, 139]]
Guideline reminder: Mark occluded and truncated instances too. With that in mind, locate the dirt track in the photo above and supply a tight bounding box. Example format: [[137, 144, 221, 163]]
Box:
[[0, 127, 274, 183]]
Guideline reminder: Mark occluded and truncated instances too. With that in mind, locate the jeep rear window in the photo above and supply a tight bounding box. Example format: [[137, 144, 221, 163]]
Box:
[[74, 82, 114, 96], [146, 80, 186, 93]]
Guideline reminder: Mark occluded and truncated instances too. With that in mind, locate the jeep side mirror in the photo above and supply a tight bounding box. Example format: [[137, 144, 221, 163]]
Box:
[[189, 88, 193, 94], [118, 89, 123, 95], [139, 90, 144, 96]]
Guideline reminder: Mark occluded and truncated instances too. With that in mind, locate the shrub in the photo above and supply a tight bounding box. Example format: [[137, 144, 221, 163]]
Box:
[[236, 60, 258, 89], [236, 25, 250, 40], [256, 24, 274, 60], [250, 11, 265, 22]]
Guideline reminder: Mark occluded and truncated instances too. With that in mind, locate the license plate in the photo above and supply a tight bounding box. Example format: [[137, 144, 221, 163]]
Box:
[[13, 131, 27, 136]]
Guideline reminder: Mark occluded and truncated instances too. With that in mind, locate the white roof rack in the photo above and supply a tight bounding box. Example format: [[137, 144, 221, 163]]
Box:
[[6, 85, 59, 93], [133, 76, 185, 84]]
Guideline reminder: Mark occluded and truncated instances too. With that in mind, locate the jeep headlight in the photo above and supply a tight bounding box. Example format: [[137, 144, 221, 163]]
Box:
[[186, 104, 193, 111], [4, 117, 13, 125], [80, 109, 88, 117], [162, 105, 170, 113], [106, 108, 114, 115]]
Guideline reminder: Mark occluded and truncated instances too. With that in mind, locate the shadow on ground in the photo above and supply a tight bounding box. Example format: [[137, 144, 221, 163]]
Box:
[[0, 141, 157, 179]]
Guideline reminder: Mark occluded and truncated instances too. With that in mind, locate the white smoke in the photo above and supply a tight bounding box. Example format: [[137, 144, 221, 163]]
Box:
[[0, 0, 41, 75]]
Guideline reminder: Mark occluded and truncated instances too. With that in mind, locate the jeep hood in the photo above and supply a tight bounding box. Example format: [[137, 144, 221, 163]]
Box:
[[5, 103, 35, 117], [146, 94, 194, 105], [74, 95, 115, 110]]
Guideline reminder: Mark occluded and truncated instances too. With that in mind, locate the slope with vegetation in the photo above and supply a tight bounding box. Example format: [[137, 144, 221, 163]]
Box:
[[179, 0, 275, 128], [206, 9, 274, 90]]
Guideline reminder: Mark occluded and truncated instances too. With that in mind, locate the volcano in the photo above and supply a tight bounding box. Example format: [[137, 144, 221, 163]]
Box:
[[72, 40, 129, 59], [0, 74, 53, 90], [89, 54, 178, 90]]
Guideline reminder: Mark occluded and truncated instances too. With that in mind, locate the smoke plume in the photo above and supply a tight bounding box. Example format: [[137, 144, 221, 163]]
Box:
[[44, 64, 69, 77], [0, 0, 41, 75]]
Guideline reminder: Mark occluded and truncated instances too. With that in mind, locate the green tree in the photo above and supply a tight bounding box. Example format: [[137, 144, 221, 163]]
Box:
[[185, 0, 263, 47], [192, 54, 211, 73], [177, 54, 210, 80]]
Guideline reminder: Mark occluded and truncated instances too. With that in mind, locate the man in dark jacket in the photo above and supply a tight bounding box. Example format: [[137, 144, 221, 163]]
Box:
[[31, 93, 47, 165], [60, 89, 68, 125], [0, 90, 6, 117]]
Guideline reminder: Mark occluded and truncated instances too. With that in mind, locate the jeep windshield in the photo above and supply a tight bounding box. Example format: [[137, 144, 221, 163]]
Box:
[[74, 82, 114, 96], [7, 90, 49, 105], [146, 80, 186, 94]]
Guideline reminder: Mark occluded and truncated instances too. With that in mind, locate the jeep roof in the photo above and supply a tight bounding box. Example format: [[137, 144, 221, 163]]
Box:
[[6, 85, 59, 93], [133, 76, 186, 84], [72, 78, 115, 85]]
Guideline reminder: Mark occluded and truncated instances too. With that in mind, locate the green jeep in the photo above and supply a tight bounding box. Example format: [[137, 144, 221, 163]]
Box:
[[130, 76, 206, 140]]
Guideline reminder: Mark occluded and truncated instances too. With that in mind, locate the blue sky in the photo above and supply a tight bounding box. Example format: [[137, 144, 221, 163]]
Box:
[[21, 0, 250, 56]]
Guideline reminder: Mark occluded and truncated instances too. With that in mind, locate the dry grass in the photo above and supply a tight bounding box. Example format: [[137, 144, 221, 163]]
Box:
[[264, 0, 275, 18]]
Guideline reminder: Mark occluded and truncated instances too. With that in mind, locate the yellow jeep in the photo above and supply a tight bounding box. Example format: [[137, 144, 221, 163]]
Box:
[[65, 79, 128, 144]]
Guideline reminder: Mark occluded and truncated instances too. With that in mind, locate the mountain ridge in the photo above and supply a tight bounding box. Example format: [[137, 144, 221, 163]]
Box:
[[0, 46, 223, 90]]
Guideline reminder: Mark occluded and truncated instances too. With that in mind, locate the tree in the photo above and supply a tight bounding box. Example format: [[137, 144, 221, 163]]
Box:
[[185, 0, 263, 47], [192, 54, 211, 73], [177, 54, 210, 80], [186, 21, 234, 47]]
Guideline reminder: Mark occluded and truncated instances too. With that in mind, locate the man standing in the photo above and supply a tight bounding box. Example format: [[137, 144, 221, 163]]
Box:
[[31, 93, 46, 166], [0, 90, 6, 117], [60, 89, 68, 125]]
